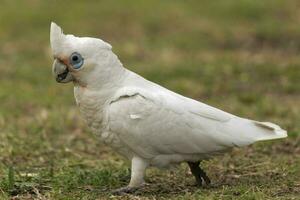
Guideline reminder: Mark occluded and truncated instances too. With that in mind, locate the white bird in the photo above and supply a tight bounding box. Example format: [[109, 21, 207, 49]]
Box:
[[50, 22, 287, 194]]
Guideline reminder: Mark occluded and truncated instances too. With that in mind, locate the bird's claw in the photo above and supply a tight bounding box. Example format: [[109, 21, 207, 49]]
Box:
[[112, 183, 149, 195], [112, 186, 139, 195]]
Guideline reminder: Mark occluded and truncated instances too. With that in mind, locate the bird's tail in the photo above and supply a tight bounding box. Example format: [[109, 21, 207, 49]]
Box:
[[216, 117, 287, 148], [252, 121, 287, 141]]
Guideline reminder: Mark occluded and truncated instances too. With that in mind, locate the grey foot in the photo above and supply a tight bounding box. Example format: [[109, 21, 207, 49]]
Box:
[[188, 161, 211, 187], [112, 186, 139, 195]]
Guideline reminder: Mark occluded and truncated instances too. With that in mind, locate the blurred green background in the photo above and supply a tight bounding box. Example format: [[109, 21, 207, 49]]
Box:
[[0, 0, 299, 199]]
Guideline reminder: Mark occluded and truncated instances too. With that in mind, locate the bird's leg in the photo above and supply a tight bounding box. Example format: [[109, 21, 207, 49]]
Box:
[[188, 161, 211, 187], [113, 156, 149, 195]]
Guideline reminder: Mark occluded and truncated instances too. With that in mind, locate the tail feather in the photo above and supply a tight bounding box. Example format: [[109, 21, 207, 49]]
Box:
[[253, 121, 288, 141], [216, 118, 288, 148]]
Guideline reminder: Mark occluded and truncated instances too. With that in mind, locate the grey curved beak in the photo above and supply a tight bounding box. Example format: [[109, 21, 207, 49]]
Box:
[[52, 59, 73, 83]]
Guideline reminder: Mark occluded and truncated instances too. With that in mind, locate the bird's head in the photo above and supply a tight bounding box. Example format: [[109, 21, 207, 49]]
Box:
[[50, 22, 123, 88]]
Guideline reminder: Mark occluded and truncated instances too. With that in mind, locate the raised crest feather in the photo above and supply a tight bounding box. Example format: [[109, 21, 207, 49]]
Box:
[[50, 22, 65, 55], [50, 22, 112, 54]]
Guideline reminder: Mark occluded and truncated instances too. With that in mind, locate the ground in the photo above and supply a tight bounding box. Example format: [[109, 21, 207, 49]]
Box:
[[0, 0, 299, 199]]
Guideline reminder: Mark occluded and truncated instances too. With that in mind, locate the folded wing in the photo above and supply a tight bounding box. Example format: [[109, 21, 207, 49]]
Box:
[[107, 86, 287, 159]]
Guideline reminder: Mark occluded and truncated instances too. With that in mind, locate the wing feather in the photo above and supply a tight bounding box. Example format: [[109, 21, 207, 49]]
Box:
[[107, 87, 237, 158], [107, 85, 286, 159]]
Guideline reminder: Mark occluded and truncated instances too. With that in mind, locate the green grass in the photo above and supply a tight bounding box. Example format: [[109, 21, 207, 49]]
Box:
[[0, 0, 299, 199]]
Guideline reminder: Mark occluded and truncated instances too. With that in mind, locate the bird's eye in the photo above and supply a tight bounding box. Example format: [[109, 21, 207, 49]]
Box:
[[69, 52, 84, 69]]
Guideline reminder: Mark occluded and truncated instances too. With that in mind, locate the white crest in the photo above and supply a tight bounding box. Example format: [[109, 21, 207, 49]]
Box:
[[50, 22, 65, 55], [50, 22, 112, 55]]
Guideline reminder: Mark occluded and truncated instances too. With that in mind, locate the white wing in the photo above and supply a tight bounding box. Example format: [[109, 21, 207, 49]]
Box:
[[107, 85, 287, 159]]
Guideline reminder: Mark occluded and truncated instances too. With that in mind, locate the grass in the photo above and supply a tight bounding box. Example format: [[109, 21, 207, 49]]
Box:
[[0, 0, 299, 199]]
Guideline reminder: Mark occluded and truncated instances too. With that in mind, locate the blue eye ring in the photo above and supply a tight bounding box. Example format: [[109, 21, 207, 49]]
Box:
[[70, 52, 84, 69]]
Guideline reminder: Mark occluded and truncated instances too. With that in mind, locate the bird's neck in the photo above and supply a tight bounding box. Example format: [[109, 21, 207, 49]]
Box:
[[73, 54, 131, 106], [73, 67, 130, 134], [84, 55, 128, 91]]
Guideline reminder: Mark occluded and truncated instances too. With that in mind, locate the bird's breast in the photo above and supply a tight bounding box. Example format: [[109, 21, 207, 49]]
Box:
[[73, 87, 127, 153], [74, 87, 106, 130]]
